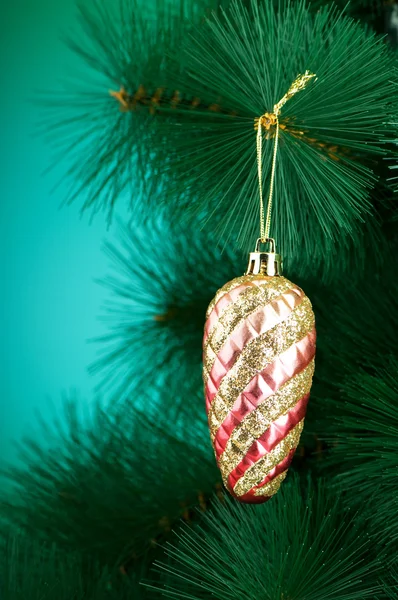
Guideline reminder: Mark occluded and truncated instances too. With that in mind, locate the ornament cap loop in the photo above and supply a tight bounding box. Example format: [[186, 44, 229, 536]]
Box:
[[255, 237, 276, 253], [246, 238, 282, 276]]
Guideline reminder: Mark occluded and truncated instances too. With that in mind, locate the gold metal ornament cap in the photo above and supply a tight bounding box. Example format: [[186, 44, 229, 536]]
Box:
[[246, 238, 282, 276]]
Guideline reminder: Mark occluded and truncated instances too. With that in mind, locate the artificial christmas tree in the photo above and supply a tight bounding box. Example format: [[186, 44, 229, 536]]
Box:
[[2, 0, 398, 598]]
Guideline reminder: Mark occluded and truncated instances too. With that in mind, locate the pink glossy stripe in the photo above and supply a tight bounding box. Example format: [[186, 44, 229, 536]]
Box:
[[226, 394, 309, 491], [212, 329, 316, 456], [231, 449, 295, 504], [205, 287, 303, 408], [203, 279, 271, 343]]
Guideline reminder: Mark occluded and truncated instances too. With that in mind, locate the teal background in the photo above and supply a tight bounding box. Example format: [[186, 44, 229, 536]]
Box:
[[0, 0, 120, 463]]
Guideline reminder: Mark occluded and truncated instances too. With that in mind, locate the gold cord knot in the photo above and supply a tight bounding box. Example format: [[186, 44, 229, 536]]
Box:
[[254, 112, 278, 131]]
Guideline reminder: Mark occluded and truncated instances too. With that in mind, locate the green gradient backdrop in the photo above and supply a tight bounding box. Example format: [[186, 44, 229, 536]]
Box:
[[0, 0, 123, 463]]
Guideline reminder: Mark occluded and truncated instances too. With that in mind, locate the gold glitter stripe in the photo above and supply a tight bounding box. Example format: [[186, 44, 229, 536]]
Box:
[[207, 298, 314, 430], [233, 420, 304, 497], [205, 274, 295, 321], [204, 278, 296, 377], [206, 275, 256, 320], [254, 471, 287, 497], [216, 360, 315, 472]]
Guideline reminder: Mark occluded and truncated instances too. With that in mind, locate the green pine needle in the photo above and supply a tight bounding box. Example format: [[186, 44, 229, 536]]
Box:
[[0, 531, 157, 599], [43, 0, 398, 278], [149, 476, 382, 600], [40, 0, 235, 222], [1, 395, 220, 568], [313, 0, 388, 29], [310, 251, 398, 373], [316, 359, 398, 546], [300, 245, 397, 436], [390, 163, 398, 196], [304, 251, 398, 544], [383, 563, 398, 599], [1, 533, 128, 600], [164, 0, 397, 260], [90, 216, 243, 402]]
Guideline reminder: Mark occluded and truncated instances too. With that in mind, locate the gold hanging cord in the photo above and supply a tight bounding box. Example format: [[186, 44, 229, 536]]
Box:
[[255, 71, 316, 243]]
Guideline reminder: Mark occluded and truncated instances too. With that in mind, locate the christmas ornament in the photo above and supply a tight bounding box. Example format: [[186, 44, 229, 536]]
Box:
[[203, 73, 317, 503]]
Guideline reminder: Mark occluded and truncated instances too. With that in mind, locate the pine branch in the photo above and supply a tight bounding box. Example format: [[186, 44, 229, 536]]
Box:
[[149, 476, 383, 600], [44, 0, 398, 278], [390, 163, 398, 196], [165, 0, 398, 256], [315, 359, 398, 547], [294, 243, 398, 545], [310, 249, 398, 374], [313, 0, 392, 30], [287, 238, 397, 453], [40, 0, 236, 222], [90, 216, 243, 402], [383, 563, 398, 599], [0, 532, 145, 600], [1, 394, 221, 569]]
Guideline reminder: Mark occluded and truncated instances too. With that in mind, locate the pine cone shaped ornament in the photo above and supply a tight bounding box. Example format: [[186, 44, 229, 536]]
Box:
[[203, 240, 316, 503]]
